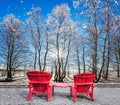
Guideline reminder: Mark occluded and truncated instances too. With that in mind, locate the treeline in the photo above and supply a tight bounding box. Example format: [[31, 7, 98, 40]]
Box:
[[0, 1, 119, 82]]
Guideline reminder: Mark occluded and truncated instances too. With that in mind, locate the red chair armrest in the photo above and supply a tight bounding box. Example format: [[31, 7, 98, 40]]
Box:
[[75, 82, 93, 86]]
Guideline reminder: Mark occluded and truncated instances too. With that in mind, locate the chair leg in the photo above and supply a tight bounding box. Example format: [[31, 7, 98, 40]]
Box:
[[72, 91, 77, 102], [47, 85, 53, 101], [72, 93, 77, 102], [71, 86, 77, 102], [47, 93, 52, 101], [89, 93, 94, 101], [89, 84, 94, 101], [28, 92, 32, 101], [27, 84, 32, 101]]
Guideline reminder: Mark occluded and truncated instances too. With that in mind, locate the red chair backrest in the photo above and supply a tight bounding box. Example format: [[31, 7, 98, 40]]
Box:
[[26, 71, 51, 82], [74, 73, 95, 83]]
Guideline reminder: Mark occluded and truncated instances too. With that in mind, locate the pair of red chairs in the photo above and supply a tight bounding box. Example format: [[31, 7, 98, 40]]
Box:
[[26, 71, 95, 102]]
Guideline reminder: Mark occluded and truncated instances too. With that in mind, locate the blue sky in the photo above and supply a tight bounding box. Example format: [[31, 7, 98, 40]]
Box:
[[0, 0, 119, 25], [0, 0, 74, 21]]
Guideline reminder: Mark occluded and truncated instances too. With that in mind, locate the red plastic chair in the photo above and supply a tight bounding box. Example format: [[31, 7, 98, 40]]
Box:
[[72, 73, 95, 102], [26, 71, 53, 101]]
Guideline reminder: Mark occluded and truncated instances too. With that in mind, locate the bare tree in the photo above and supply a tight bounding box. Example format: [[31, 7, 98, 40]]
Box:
[[42, 22, 49, 71], [111, 16, 120, 77], [27, 8, 49, 71], [105, 0, 111, 80], [113, 33, 120, 77], [0, 14, 28, 81], [27, 8, 42, 70], [73, 0, 119, 82], [95, 0, 119, 82], [75, 42, 81, 73], [73, 0, 100, 77], [73, 33, 87, 74], [46, 4, 75, 82]]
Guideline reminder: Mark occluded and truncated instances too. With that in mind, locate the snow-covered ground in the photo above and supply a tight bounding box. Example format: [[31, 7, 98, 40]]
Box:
[[0, 87, 120, 105]]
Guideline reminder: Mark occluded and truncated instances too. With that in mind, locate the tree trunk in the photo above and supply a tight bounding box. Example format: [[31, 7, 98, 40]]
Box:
[[92, 0, 98, 77], [116, 48, 120, 77], [95, 34, 107, 82], [105, 0, 110, 80], [115, 34, 120, 77], [117, 29, 120, 77], [6, 35, 13, 81], [7, 69, 12, 81], [83, 46, 86, 73], [76, 45, 81, 74], [42, 30, 49, 71], [38, 45, 41, 71], [34, 47, 37, 70]]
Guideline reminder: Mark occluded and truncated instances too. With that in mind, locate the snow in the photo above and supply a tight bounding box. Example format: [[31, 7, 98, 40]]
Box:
[[20, 0, 23, 3], [73, 0, 80, 9]]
